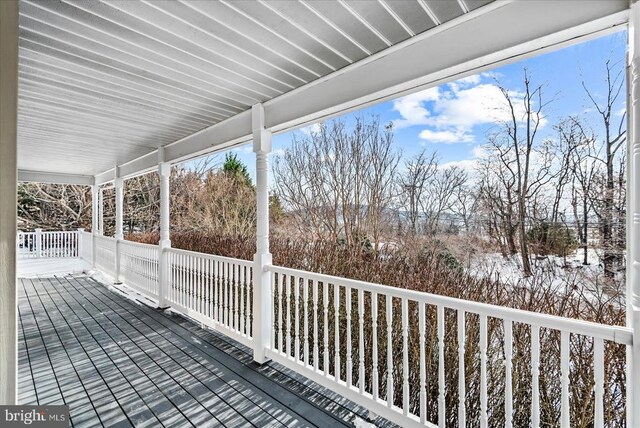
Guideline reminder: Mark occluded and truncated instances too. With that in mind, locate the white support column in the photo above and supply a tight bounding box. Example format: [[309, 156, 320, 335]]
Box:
[[0, 0, 18, 405], [34, 228, 42, 258], [114, 171, 124, 284], [252, 103, 272, 364], [628, 4, 640, 426], [91, 184, 98, 267], [158, 148, 171, 308], [76, 228, 84, 259], [98, 187, 104, 236]]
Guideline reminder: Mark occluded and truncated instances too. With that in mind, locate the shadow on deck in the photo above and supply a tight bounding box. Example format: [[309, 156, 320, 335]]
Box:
[[18, 273, 391, 427]]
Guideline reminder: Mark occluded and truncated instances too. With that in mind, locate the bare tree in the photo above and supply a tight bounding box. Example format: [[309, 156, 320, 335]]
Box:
[[17, 183, 92, 230], [478, 70, 554, 275], [421, 165, 467, 235], [273, 116, 400, 249], [451, 183, 478, 234], [397, 149, 438, 235], [582, 59, 626, 276], [564, 118, 599, 265]]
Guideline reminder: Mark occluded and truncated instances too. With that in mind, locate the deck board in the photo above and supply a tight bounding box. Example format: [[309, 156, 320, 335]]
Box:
[[18, 273, 391, 428]]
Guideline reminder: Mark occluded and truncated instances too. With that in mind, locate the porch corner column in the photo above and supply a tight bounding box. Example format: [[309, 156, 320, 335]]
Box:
[[98, 187, 104, 236], [0, 0, 18, 405], [114, 172, 124, 284], [252, 103, 272, 364], [629, 3, 640, 426], [91, 184, 98, 267], [158, 149, 171, 308]]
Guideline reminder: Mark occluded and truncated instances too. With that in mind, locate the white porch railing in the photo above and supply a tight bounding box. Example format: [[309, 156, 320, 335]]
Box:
[[94, 234, 116, 278], [165, 248, 254, 348], [119, 239, 159, 299], [21, 230, 634, 427], [266, 265, 632, 428], [17, 229, 79, 258]]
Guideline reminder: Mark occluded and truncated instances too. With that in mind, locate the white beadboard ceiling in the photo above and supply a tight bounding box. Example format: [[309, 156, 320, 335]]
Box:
[[16, 0, 628, 181], [17, 0, 492, 177]]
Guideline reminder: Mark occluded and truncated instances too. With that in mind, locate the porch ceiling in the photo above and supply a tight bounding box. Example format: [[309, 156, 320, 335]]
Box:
[[17, 0, 628, 181]]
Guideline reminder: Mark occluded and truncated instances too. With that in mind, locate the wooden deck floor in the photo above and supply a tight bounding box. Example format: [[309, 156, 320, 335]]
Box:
[[18, 273, 389, 428]]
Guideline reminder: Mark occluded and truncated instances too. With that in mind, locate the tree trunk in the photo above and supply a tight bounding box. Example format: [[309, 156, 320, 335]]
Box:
[[583, 196, 589, 265]]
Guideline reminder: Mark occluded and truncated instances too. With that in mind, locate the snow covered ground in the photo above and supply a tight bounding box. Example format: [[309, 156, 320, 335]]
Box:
[[468, 248, 625, 303]]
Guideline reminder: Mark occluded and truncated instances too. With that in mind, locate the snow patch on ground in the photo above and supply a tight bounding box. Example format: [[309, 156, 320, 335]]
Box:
[[352, 416, 377, 428], [468, 248, 624, 304]]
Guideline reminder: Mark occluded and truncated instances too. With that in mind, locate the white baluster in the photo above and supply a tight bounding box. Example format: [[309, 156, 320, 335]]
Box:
[[419, 302, 426, 424], [346, 286, 352, 386], [199, 257, 204, 314], [286, 274, 291, 357], [234, 263, 239, 330], [270, 270, 275, 348], [458, 310, 466, 426], [247, 264, 252, 336], [480, 315, 488, 428], [313, 279, 319, 371], [402, 298, 409, 416], [303, 277, 309, 366], [214, 260, 219, 322], [226, 261, 231, 325], [358, 289, 365, 395], [180, 254, 185, 308], [594, 337, 604, 428], [323, 281, 329, 376], [531, 325, 540, 428], [295, 275, 300, 362], [278, 272, 284, 353], [188, 255, 193, 310], [240, 264, 245, 334], [505, 320, 513, 428], [207, 259, 212, 319], [387, 294, 394, 408], [438, 305, 445, 427], [561, 331, 570, 428], [372, 292, 379, 402], [334, 284, 341, 380]]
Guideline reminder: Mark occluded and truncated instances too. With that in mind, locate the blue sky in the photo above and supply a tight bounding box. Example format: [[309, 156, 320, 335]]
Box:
[[217, 29, 627, 183]]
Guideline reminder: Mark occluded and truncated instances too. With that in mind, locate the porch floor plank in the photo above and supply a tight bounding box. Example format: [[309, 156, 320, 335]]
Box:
[[18, 273, 389, 428]]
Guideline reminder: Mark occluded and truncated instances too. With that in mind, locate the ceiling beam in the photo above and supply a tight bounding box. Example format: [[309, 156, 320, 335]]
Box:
[[95, 0, 629, 184], [18, 169, 94, 185]]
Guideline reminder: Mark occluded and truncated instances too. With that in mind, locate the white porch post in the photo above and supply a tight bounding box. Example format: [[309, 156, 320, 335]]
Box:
[[98, 187, 104, 236], [252, 103, 272, 364], [91, 184, 98, 267], [114, 171, 124, 283], [629, 3, 640, 426], [76, 228, 83, 258], [158, 148, 171, 308], [0, 0, 18, 405], [34, 228, 42, 258]]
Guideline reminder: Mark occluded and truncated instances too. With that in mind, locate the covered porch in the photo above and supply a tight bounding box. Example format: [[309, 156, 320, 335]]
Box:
[[18, 264, 383, 427], [2, 1, 640, 427]]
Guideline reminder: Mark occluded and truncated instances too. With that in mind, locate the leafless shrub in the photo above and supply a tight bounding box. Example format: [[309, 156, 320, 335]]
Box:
[[128, 231, 627, 426]]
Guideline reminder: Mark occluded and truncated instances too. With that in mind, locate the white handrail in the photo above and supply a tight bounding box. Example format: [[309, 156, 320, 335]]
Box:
[[164, 246, 254, 267], [266, 263, 631, 428], [267, 264, 632, 344]]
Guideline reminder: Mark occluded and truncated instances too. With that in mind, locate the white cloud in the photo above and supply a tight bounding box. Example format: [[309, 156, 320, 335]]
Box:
[[447, 74, 481, 92], [418, 128, 473, 144], [299, 122, 322, 135], [391, 87, 439, 129], [392, 73, 545, 145], [440, 158, 478, 173]]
